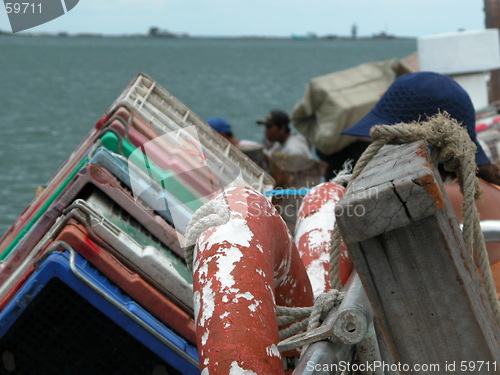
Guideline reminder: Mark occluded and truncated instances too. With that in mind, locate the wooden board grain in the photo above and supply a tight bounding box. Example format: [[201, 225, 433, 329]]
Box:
[[336, 142, 500, 374]]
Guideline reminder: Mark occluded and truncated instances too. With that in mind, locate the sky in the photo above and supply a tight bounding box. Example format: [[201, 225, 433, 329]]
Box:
[[0, 0, 487, 38]]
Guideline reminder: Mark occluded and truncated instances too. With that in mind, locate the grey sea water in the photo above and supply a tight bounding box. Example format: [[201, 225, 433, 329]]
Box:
[[0, 36, 416, 236]]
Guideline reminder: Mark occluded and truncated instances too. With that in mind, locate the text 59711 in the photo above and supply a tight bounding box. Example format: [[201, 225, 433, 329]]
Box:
[[5, 3, 42, 14]]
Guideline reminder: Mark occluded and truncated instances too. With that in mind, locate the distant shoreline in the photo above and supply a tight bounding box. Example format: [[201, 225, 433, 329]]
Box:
[[0, 30, 416, 41]]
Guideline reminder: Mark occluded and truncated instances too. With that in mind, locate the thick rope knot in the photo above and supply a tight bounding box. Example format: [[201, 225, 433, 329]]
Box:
[[307, 289, 345, 331], [330, 112, 500, 327], [184, 198, 231, 271], [276, 289, 344, 340], [369, 113, 480, 199]]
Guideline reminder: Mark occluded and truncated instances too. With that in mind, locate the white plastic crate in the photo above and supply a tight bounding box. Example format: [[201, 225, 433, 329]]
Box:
[[109, 73, 275, 195]]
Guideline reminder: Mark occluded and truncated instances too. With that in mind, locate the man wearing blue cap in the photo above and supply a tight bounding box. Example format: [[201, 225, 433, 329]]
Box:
[[206, 116, 240, 146], [343, 71, 500, 295], [206, 116, 266, 168]]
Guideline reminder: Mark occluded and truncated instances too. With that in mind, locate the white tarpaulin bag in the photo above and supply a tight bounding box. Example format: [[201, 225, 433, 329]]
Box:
[[292, 59, 399, 156]]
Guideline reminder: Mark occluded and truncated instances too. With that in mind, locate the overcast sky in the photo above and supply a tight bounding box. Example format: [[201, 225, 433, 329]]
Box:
[[1, 0, 487, 37]]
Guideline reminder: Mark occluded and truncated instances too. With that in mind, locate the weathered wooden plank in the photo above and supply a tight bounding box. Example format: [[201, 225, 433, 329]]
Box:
[[336, 143, 443, 244], [336, 141, 500, 374]]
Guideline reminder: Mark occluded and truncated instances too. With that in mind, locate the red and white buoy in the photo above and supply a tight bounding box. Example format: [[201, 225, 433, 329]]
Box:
[[191, 186, 314, 375], [295, 181, 353, 296]]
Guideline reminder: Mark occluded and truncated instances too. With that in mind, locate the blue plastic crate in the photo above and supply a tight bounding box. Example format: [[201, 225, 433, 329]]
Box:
[[0, 245, 199, 375]]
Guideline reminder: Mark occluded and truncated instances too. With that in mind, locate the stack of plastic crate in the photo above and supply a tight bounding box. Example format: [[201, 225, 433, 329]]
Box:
[[0, 73, 274, 375]]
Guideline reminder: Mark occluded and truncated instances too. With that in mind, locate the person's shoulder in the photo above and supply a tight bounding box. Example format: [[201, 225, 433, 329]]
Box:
[[284, 133, 312, 158], [287, 132, 309, 146], [237, 139, 262, 149]]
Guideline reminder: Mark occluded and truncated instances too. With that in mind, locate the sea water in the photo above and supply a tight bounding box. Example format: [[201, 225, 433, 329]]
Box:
[[0, 36, 416, 235]]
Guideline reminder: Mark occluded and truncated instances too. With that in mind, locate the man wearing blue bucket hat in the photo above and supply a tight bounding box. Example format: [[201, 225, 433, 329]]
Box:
[[342, 71, 491, 166], [342, 71, 500, 184], [343, 71, 500, 292]]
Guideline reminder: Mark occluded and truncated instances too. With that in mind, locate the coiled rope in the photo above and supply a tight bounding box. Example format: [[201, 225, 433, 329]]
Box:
[[277, 289, 344, 340], [184, 198, 231, 272], [329, 112, 500, 326]]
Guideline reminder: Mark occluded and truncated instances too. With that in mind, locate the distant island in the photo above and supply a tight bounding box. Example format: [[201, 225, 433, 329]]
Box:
[[0, 26, 415, 40]]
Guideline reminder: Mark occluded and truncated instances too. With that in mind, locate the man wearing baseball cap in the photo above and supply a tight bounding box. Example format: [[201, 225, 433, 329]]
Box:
[[256, 109, 312, 159]]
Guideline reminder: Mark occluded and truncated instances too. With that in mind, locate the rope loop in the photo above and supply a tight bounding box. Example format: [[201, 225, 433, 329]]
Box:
[[277, 289, 344, 340], [329, 112, 500, 327], [184, 198, 231, 271]]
